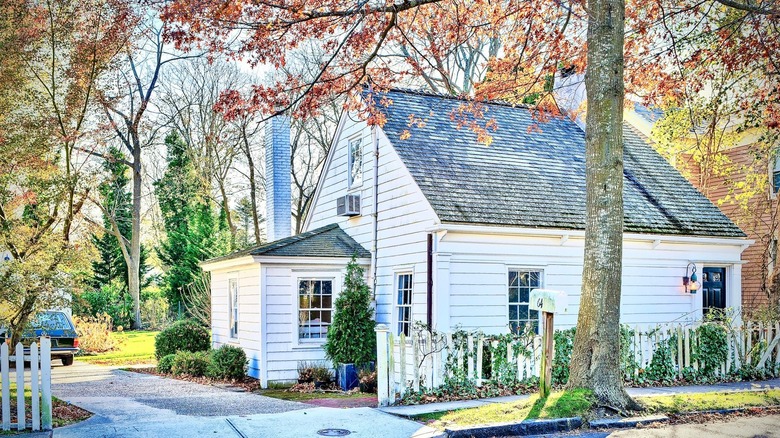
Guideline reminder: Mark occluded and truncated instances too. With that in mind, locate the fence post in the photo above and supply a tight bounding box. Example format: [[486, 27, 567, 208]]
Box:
[[2, 342, 9, 431], [31, 342, 39, 432], [476, 335, 483, 386], [412, 332, 420, 393], [399, 333, 407, 397], [467, 335, 475, 380], [41, 337, 52, 430], [15, 343, 23, 432], [375, 325, 390, 406]]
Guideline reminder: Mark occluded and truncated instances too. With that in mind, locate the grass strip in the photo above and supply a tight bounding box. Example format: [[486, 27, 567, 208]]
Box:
[[415, 389, 593, 430], [638, 389, 780, 414]]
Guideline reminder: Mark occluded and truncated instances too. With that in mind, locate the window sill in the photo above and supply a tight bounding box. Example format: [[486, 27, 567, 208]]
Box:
[[293, 341, 326, 350]]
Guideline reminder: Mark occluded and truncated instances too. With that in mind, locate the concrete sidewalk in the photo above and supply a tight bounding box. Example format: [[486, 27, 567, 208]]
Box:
[[378, 378, 780, 417], [55, 406, 441, 438]]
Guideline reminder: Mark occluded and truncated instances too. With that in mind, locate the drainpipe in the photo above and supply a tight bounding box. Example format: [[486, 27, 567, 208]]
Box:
[[427, 233, 433, 328], [371, 126, 380, 301]]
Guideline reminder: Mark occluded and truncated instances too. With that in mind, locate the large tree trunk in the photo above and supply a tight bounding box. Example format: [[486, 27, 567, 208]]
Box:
[[566, 0, 639, 412], [130, 137, 143, 329]]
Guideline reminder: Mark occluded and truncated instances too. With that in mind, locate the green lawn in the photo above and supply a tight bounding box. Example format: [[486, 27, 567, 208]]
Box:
[[415, 389, 780, 431], [639, 390, 780, 414], [415, 389, 593, 430], [77, 330, 158, 366]]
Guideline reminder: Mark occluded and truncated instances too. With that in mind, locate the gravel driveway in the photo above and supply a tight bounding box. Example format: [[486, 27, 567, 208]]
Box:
[[51, 362, 436, 438], [52, 361, 305, 418]]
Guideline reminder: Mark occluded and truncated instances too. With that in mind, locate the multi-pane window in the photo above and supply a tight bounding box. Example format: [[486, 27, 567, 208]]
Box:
[[298, 279, 333, 340], [229, 278, 239, 338], [396, 273, 413, 336], [773, 154, 780, 194], [508, 270, 541, 334], [348, 138, 363, 188]]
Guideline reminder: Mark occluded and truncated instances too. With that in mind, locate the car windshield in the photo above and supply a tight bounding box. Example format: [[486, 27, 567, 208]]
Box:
[[32, 312, 72, 331]]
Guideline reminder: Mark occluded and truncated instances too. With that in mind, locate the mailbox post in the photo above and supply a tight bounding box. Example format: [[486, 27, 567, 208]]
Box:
[[529, 289, 568, 398]]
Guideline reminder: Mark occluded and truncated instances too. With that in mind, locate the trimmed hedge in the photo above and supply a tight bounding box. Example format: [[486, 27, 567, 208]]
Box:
[[171, 351, 210, 377], [208, 345, 247, 380], [154, 319, 211, 359], [157, 353, 176, 374]]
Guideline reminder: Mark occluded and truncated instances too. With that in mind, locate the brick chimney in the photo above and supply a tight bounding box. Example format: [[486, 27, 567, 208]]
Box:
[[264, 115, 292, 241]]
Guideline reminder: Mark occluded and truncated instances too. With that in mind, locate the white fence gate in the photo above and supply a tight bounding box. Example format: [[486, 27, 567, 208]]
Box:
[[1, 338, 53, 431]]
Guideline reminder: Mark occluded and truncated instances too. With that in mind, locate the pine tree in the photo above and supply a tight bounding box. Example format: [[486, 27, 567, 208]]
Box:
[[90, 147, 149, 291], [324, 257, 376, 365], [155, 132, 229, 312]]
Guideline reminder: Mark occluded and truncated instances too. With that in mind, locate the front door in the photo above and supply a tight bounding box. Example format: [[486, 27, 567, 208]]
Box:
[[702, 267, 726, 316]]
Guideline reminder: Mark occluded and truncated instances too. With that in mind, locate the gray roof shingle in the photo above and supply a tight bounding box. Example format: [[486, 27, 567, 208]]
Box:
[[203, 223, 371, 264], [373, 89, 745, 238]]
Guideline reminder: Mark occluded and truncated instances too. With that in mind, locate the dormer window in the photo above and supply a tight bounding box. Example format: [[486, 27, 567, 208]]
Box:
[[348, 137, 363, 188]]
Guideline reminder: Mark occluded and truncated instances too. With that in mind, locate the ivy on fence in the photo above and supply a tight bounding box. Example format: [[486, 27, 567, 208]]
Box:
[[385, 316, 780, 406]]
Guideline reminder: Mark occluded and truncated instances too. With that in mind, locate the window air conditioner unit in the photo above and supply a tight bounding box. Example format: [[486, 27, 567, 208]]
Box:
[[336, 194, 361, 217]]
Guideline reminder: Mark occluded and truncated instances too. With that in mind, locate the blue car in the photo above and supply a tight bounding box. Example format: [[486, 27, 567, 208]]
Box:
[[1, 311, 80, 366]]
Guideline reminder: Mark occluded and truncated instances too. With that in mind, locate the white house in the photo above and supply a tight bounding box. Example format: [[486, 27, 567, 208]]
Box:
[[201, 89, 751, 387]]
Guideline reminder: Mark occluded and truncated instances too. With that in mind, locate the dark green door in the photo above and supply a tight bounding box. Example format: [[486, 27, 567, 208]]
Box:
[[702, 267, 726, 316]]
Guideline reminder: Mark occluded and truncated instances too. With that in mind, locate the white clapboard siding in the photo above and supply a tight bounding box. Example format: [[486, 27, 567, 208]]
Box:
[[306, 119, 440, 328], [1, 339, 52, 431], [440, 230, 744, 331]]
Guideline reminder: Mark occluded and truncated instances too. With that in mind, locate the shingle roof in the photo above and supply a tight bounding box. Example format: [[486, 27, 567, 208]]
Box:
[[203, 223, 371, 265], [373, 89, 745, 238]]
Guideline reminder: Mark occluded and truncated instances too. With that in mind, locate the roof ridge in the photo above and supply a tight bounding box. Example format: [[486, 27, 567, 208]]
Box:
[[376, 87, 538, 111], [253, 223, 340, 255]]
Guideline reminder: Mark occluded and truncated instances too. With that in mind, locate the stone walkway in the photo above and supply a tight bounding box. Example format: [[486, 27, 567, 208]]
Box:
[[378, 378, 780, 417]]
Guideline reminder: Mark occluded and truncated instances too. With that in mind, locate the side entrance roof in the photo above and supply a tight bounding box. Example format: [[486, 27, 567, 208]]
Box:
[[202, 223, 370, 265]]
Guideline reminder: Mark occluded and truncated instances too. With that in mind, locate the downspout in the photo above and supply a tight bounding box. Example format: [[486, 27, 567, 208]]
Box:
[[427, 233, 433, 328], [372, 126, 380, 300]]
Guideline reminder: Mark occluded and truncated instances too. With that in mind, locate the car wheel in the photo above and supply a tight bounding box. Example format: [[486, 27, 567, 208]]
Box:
[[61, 355, 74, 366]]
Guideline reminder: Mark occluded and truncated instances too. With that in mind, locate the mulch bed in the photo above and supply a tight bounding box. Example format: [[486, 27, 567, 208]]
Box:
[[129, 367, 263, 392], [1, 397, 92, 429], [663, 406, 780, 426], [304, 397, 377, 408]]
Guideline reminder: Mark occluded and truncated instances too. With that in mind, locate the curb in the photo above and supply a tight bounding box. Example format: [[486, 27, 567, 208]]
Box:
[[590, 414, 668, 429], [445, 417, 583, 438]]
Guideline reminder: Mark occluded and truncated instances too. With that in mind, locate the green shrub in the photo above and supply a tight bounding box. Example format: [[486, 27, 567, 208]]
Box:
[[694, 323, 728, 377], [324, 257, 376, 365], [207, 345, 247, 380], [157, 354, 176, 374], [154, 319, 211, 359], [74, 280, 135, 329], [552, 328, 576, 385], [171, 350, 210, 377], [646, 340, 676, 384], [141, 288, 171, 330]]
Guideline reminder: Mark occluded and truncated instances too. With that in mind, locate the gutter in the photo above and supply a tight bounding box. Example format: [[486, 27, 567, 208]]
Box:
[[425, 223, 754, 248]]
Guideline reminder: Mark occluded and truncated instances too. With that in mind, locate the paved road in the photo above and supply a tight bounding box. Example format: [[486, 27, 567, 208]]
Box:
[[541, 414, 780, 438], [49, 362, 438, 438]]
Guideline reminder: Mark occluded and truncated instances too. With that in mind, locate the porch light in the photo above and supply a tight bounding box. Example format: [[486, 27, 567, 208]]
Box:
[[682, 262, 700, 294]]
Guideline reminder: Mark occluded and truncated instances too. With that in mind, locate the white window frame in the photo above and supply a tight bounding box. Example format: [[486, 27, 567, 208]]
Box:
[[394, 272, 414, 337], [347, 136, 363, 189], [507, 268, 544, 334], [770, 153, 780, 199], [293, 272, 340, 347], [228, 277, 239, 339]]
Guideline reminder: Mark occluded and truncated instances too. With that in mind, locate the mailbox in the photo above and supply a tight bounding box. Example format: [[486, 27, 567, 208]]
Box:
[[529, 289, 568, 313]]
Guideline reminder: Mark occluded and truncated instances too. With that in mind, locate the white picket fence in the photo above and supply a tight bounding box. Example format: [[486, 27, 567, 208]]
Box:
[[1, 338, 53, 431], [375, 321, 780, 406]]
